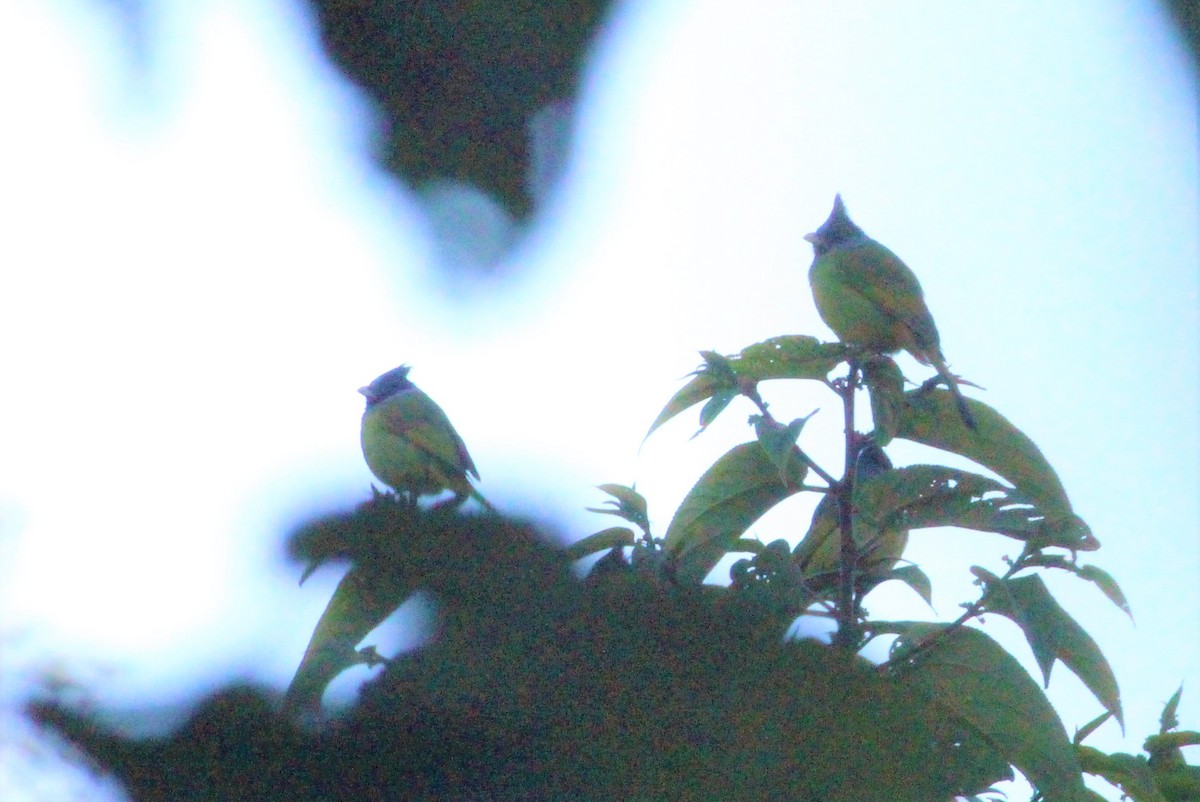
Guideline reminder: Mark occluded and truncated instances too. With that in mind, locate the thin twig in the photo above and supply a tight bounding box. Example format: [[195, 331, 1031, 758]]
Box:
[[833, 360, 862, 650]]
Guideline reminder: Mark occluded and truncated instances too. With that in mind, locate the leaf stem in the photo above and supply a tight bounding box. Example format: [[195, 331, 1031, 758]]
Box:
[[742, 384, 838, 488], [882, 545, 1035, 673]]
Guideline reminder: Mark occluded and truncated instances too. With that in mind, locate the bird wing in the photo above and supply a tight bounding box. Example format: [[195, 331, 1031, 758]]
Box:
[[378, 389, 480, 481], [830, 237, 940, 357]]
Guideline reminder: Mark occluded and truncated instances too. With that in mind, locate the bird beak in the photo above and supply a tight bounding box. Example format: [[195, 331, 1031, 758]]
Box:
[[358, 385, 373, 399], [803, 233, 818, 244]]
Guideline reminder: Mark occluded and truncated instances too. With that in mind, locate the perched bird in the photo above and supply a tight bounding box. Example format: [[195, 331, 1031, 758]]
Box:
[[794, 439, 906, 586], [359, 365, 489, 508], [805, 195, 976, 430]]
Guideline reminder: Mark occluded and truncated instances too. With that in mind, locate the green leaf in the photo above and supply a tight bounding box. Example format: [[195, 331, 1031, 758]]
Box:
[[284, 561, 414, 716], [753, 413, 814, 486], [858, 465, 1071, 546], [1076, 565, 1132, 618], [664, 441, 805, 583], [731, 537, 767, 555], [645, 367, 734, 442], [698, 387, 739, 431], [896, 390, 1097, 551], [587, 483, 651, 533], [1023, 556, 1133, 619], [1076, 746, 1167, 802], [564, 526, 636, 561], [887, 564, 933, 607], [862, 355, 905, 445], [975, 570, 1123, 728], [1161, 685, 1184, 733], [886, 622, 1091, 802], [645, 339, 848, 442], [1075, 711, 1113, 745], [729, 335, 850, 381]]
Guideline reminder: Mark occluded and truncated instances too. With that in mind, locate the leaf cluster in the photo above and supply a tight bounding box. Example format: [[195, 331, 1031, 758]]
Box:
[[567, 335, 1132, 801]]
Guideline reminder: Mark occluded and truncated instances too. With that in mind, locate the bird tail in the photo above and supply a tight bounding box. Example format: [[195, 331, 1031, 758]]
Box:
[[931, 356, 978, 431]]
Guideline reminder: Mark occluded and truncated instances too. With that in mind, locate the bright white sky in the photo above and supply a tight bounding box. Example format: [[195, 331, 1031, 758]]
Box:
[[1, 1, 1197, 799]]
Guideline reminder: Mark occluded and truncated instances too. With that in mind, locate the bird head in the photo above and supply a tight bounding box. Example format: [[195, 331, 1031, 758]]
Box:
[[359, 364, 414, 407], [803, 194, 866, 255]]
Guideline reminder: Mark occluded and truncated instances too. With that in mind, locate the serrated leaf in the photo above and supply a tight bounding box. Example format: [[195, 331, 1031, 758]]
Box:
[[863, 356, 904, 445], [564, 526, 636, 561], [664, 441, 805, 581], [897, 390, 1097, 551], [887, 622, 1091, 802], [976, 571, 1123, 728]]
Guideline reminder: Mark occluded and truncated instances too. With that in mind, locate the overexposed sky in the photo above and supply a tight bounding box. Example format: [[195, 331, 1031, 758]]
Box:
[[1, 1, 1197, 799]]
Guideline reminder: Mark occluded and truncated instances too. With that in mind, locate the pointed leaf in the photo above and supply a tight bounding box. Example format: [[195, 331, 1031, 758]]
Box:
[[1075, 711, 1113, 745], [564, 526, 636, 561], [1076, 565, 1132, 619], [587, 483, 650, 533], [887, 622, 1090, 802], [1161, 685, 1184, 734], [897, 390, 1096, 551], [664, 441, 805, 580], [1024, 555, 1133, 619], [284, 561, 414, 715], [976, 571, 1123, 728], [888, 564, 933, 607], [698, 387, 739, 431], [753, 413, 814, 486], [645, 370, 734, 442]]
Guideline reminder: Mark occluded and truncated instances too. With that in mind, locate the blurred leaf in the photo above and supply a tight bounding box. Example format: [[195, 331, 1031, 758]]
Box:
[[975, 570, 1123, 728], [308, 0, 612, 220], [1075, 711, 1113, 745], [887, 622, 1090, 802], [1077, 746, 1168, 802], [1161, 685, 1185, 734], [284, 559, 415, 716], [731, 638, 1010, 801], [862, 356, 904, 445], [896, 390, 1097, 551], [565, 526, 636, 561], [587, 483, 650, 533], [665, 441, 805, 584]]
